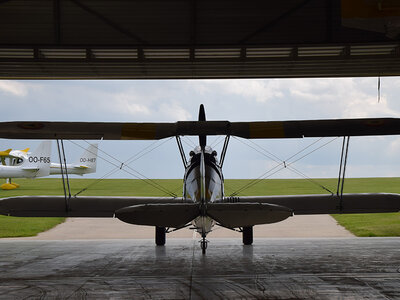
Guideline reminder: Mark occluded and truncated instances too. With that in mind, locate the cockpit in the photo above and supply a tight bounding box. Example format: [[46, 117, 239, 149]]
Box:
[[12, 158, 24, 166], [189, 146, 218, 166], [184, 146, 224, 203]]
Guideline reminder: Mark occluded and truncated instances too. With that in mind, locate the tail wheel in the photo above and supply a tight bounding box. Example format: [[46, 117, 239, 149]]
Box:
[[242, 226, 253, 245], [155, 226, 166, 246], [200, 238, 208, 254]]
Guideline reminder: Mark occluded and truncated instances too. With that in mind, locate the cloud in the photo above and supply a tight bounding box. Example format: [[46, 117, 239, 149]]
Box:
[[385, 137, 400, 159], [112, 92, 151, 117], [186, 78, 400, 121], [158, 102, 192, 121], [109, 86, 192, 121], [216, 80, 285, 103], [269, 77, 400, 119], [189, 79, 285, 103], [0, 80, 30, 97], [288, 78, 350, 102], [337, 78, 400, 118], [342, 94, 398, 118]]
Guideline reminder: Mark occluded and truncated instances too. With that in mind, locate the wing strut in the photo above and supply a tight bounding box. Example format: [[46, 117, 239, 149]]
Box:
[[219, 135, 230, 168], [337, 136, 350, 211], [176, 136, 188, 167], [56, 139, 71, 212]]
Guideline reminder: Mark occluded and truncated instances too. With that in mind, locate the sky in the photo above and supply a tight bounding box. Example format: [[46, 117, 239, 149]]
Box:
[[1, 77, 400, 185]]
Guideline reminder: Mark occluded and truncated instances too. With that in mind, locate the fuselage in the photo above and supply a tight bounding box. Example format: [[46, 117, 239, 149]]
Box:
[[0, 165, 39, 178], [0, 155, 38, 178], [49, 163, 91, 175], [183, 146, 224, 236]]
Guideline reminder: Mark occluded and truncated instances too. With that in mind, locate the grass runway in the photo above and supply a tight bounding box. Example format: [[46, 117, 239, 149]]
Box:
[[0, 177, 399, 238]]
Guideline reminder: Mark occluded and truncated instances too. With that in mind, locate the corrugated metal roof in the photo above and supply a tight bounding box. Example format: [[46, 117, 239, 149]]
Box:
[[0, 0, 399, 79]]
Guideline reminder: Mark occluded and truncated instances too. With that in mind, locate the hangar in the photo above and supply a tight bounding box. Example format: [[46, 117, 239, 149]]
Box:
[[1, 1, 400, 298], [0, 0, 399, 79]]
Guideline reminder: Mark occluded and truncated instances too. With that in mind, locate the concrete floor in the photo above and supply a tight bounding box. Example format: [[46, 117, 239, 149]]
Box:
[[13, 215, 353, 240], [0, 238, 399, 299]]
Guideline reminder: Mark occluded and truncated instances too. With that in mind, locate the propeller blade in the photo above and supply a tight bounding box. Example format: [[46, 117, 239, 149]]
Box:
[[198, 104, 207, 148]]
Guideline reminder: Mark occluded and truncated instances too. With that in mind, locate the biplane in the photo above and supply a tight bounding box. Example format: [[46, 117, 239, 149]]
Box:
[[0, 105, 399, 253]]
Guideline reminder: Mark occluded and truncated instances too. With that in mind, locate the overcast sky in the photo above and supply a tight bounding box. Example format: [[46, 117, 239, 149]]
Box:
[[1, 77, 400, 185]]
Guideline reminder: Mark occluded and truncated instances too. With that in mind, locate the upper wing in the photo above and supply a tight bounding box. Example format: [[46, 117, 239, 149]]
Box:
[[0, 149, 12, 157], [234, 118, 400, 139], [1, 118, 400, 140], [226, 193, 400, 214], [0, 122, 173, 140]]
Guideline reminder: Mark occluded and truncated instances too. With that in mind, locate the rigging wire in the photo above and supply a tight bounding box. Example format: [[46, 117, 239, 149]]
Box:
[[285, 165, 334, 194], [210, 135, 225, 149], [121, 138, 173, 166], [284, 137, 325, 163], [181, 137, 197, 149], [229, 138, 331, 195], [69, 139, 177, 197], [228, 161, 285, 196], [229, 163, 287, 196], [232, 136, 282, 163], [286, 137, 339, 165], [228, 137, 338, 196]]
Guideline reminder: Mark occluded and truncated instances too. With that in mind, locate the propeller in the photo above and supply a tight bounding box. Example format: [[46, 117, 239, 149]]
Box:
[[198, 104, 206, 149]]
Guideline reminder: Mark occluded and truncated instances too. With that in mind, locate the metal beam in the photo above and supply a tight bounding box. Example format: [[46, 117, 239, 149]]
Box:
[[239, 0, 313, 44], [70, 0, 148, 44], [190, 0, 197, 61], [53, 0, 61, 44]]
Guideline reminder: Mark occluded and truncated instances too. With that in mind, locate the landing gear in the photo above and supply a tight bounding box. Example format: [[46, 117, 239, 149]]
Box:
[[200, 236, 208, 254], [155, 226, 166, 246], [242, 226, 253, 245]]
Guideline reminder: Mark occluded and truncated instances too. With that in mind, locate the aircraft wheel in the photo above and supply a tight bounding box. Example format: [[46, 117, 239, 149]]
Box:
[[242, 226, 253, 245], [200, 239, 208, 254], [155, 226, 166, 246]]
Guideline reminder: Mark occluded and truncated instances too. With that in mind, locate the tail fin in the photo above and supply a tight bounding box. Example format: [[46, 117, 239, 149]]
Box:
[[76, 143, 98, 173], [22, 141, 51, 177]]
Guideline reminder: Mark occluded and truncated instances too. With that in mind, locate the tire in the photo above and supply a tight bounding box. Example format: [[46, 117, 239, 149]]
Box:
[[242, 226, 253, 245], [155, 226, 166, 246], [201, 240, 207, 254]]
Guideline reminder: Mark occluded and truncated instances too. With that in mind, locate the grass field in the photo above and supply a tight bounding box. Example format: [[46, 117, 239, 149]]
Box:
[[0, 216, 65, 238], [1, 177, 400, 237]]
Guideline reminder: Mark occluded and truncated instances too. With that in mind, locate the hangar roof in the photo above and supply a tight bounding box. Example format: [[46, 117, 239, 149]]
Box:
[[0, 0, 399, 79]]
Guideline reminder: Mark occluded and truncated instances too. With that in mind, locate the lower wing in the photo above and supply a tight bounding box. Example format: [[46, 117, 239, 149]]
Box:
[[0, 196, 198, 229], [1, 193, 399, 229], [223, 193, 400, 214], [207, 193, 400, 228], [206, 193, 400, 228]]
